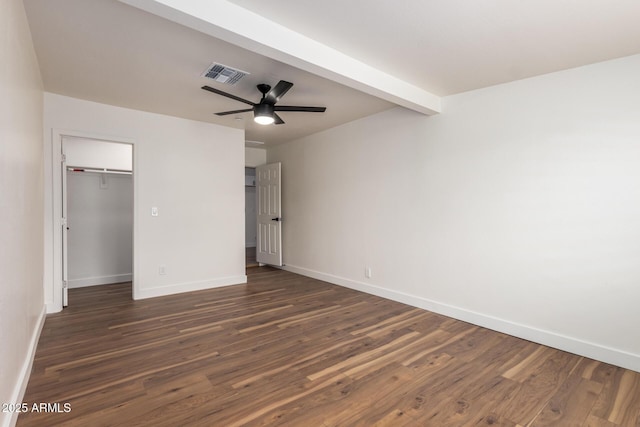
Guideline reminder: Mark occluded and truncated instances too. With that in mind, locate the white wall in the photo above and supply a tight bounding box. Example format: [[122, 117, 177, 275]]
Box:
[[0, 1, 45, 426], [64, 137, 132, 171], [245, 146, 266, 167], [44, 93, 246, 309], [67, 171, 133, 287], [268, 54, 640, 372]]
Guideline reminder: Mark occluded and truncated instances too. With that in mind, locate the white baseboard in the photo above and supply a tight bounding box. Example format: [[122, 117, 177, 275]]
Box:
[[4, 306, 46, 427], [134, 275, 247, 300], [68, 273, 133, 288], [282, 264, 640, 373], [45, 300, 61, 314]]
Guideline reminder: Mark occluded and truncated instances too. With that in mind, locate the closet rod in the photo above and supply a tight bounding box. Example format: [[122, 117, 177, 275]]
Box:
[[67, 167, 132, 176]]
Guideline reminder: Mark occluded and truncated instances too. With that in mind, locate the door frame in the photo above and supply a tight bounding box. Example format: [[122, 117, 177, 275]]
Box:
[[244, 167, 257, 249], [50, 129, 137, 312]]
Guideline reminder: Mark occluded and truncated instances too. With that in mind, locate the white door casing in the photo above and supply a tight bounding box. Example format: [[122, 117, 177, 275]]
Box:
[[61, 148, 69, 307], [256, 162, 282, 266]]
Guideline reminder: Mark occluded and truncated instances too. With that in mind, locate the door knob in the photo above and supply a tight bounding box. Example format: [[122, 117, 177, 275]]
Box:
[[271, 217, 281, 222]]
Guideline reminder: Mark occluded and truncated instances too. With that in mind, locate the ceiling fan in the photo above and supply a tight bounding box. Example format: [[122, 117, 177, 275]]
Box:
[[202, 80, 326, 125]]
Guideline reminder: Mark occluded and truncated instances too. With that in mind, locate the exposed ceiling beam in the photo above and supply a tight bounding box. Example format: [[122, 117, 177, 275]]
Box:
[[119, 0, 441, 115]]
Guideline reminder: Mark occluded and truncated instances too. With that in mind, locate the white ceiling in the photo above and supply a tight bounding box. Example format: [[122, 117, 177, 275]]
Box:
[[23, 0, 394, 146], [24, 0, 640, 146], [229, 0, 640, 96]]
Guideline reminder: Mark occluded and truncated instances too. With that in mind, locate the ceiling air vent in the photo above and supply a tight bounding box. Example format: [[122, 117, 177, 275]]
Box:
[[201, 63, 249, 85]]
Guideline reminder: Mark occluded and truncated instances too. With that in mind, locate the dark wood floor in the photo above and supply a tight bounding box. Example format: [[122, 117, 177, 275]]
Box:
[[19, 267, 640, 426], [246, 246, 258, 268]]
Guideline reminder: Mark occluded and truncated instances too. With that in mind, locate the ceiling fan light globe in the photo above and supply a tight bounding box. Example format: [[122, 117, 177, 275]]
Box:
[[254, 115, 275, 125]]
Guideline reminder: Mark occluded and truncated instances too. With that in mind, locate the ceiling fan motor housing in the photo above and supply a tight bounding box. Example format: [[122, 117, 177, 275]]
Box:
[[255, 103, 274, 116], [254, 103, 275, 124]]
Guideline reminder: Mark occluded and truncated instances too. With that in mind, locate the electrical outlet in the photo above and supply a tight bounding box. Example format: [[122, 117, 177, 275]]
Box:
[[159, 265, 166, 275], [365, 267, 372, 278], [151, 207, 159, 217]]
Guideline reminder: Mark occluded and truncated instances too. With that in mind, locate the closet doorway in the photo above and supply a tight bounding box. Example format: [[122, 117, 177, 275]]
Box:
[[245, 167, 258, 267], [62, 137, 133, 306]]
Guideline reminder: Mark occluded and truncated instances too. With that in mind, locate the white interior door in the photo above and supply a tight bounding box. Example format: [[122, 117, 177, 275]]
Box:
[[256, 162, 282, 266]]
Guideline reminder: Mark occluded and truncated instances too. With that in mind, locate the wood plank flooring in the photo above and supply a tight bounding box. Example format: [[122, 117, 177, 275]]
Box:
[[18, 267, 640, 426], [246, 246, 258, 268]]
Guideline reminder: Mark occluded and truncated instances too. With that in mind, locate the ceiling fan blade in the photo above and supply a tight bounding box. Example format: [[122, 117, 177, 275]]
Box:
[[202, 85, 254, 106], [215, 108, 253, 116], [273, 113, 285, 125], [274, 106, 326, 113], [264, 80, 293, 104]]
